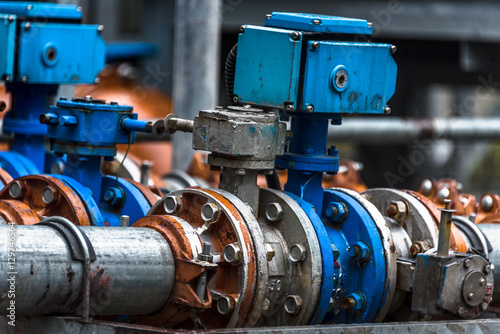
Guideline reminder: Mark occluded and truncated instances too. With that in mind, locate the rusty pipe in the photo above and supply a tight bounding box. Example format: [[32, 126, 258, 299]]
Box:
[[0, 224, 175, 316]]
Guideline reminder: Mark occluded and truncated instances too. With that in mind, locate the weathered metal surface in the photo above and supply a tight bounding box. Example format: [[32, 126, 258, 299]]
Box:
[[256, 188, 322, 326], [364, 188, 439, 249], [7, 314, 500, 333], [132, 215, 215, 327], [324, 188, 397, 323], [125, 178, 162, 206], [0, 175, 91, 226], [208, 188, 269, 328], [0, 225, 175, 316], [193, 107, 286, 171], [412, 252, 493, 319], [404, 190, 468, 253], [0, 168, 13, 188], [477, 193, 500, 224], [417, 178, 477, 217], [477, 224, 500, 301], [0, 199, 39, 225], [146, 187, 257, 328]]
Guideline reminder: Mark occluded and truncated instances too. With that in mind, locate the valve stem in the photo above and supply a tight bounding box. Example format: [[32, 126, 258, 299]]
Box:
[[436, 199, 457, 257]]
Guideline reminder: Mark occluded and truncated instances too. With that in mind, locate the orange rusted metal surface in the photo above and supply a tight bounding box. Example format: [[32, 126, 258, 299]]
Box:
[[476, 193, 500, 223], [0, 200, 40, 225], [132, 215, 215, 327], [322, 160, 368, 192], [0, 168, 13, 187], [417, 178, 477, 216], [0, 175, 91, 226], [405, 190, 468, 252], [147, 187, 258, 328]]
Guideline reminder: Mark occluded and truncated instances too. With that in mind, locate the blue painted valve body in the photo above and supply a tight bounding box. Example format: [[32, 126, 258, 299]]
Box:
[[234, 12, 398, 324], [0, 1, 105, 180], [41, 97, 155, 226]]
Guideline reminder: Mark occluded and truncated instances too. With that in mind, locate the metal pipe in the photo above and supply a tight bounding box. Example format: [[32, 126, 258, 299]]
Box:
[[0, 225, 175, 316], [172, 0, 221, 170], [436, 199, 455, 257], [328, 117, 500, 143]]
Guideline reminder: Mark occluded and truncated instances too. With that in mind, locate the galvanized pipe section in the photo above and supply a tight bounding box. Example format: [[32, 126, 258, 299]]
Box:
[[477, 224, 500, 300], [172, 0, 221, 170], [0, 225, 175, 316], [328, 117, 500, 143]]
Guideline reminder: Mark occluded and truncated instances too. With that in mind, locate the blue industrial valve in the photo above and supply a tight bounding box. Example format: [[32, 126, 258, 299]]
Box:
[[0, 1, 105, 181], [233, 12, 397, 212], [36, 96, 163, 226]]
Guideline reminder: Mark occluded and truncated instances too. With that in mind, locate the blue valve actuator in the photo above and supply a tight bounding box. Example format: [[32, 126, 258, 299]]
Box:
[[234, 12, 397, 115]]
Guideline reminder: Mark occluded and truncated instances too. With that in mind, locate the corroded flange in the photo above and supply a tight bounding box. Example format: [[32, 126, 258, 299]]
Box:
[[132, 215, 215, 326], [404, 190, 468, 252], [147, 187, 257, 328], [0, 175, 91, 225]]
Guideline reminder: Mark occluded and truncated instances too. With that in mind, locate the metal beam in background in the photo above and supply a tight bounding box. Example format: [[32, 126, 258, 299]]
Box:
[[3, 316, 500, 334], [221, 0, 500, 42], [328, 117, 500, 144], [172, 0, 221, 171]]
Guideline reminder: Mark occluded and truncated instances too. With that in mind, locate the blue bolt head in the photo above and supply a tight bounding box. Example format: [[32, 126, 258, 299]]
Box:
[[325, 201, 347, 223], [302, 146, 314, 156], [348, 241, 371, 264], [327, 146, 339, 156], [104, 187, 125, 207], [343, 292, 366, 311]]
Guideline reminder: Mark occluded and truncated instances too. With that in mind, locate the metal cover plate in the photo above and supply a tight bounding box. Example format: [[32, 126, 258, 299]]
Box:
[[265, 12, 372, 35], [0, 14, 15, 80], [302, 41, 397, 114], [234, 25, 302, 109], [18, 23, 105, 84], [0, 2, 82, 20]]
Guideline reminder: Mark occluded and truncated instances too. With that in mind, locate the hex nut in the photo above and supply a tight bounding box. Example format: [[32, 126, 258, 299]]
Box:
[[386, 200, 408, 223], [42, 186, 57, 205], [284, 295, 302, 314], [420, 179, 433, 196], [289, 244, 307, 263], [8, 181, 24, 199], [201, 202, 221, 223], [223, 243, 242, 265], [481, 195, 494, 212], [217, 295, 233, 315], [265, 202, 283, 222], [163, 196, 182, 214]]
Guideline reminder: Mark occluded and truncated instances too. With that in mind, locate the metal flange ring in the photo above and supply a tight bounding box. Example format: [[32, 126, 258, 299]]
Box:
[[0, 175, 92, 226], [256, 188, 322, 326], [147, 187, 257, 328], [132, 215, 214, 326], [208, 188, 269, 328], [404, 190, 468, 252], [324, 188, 397, 323]]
